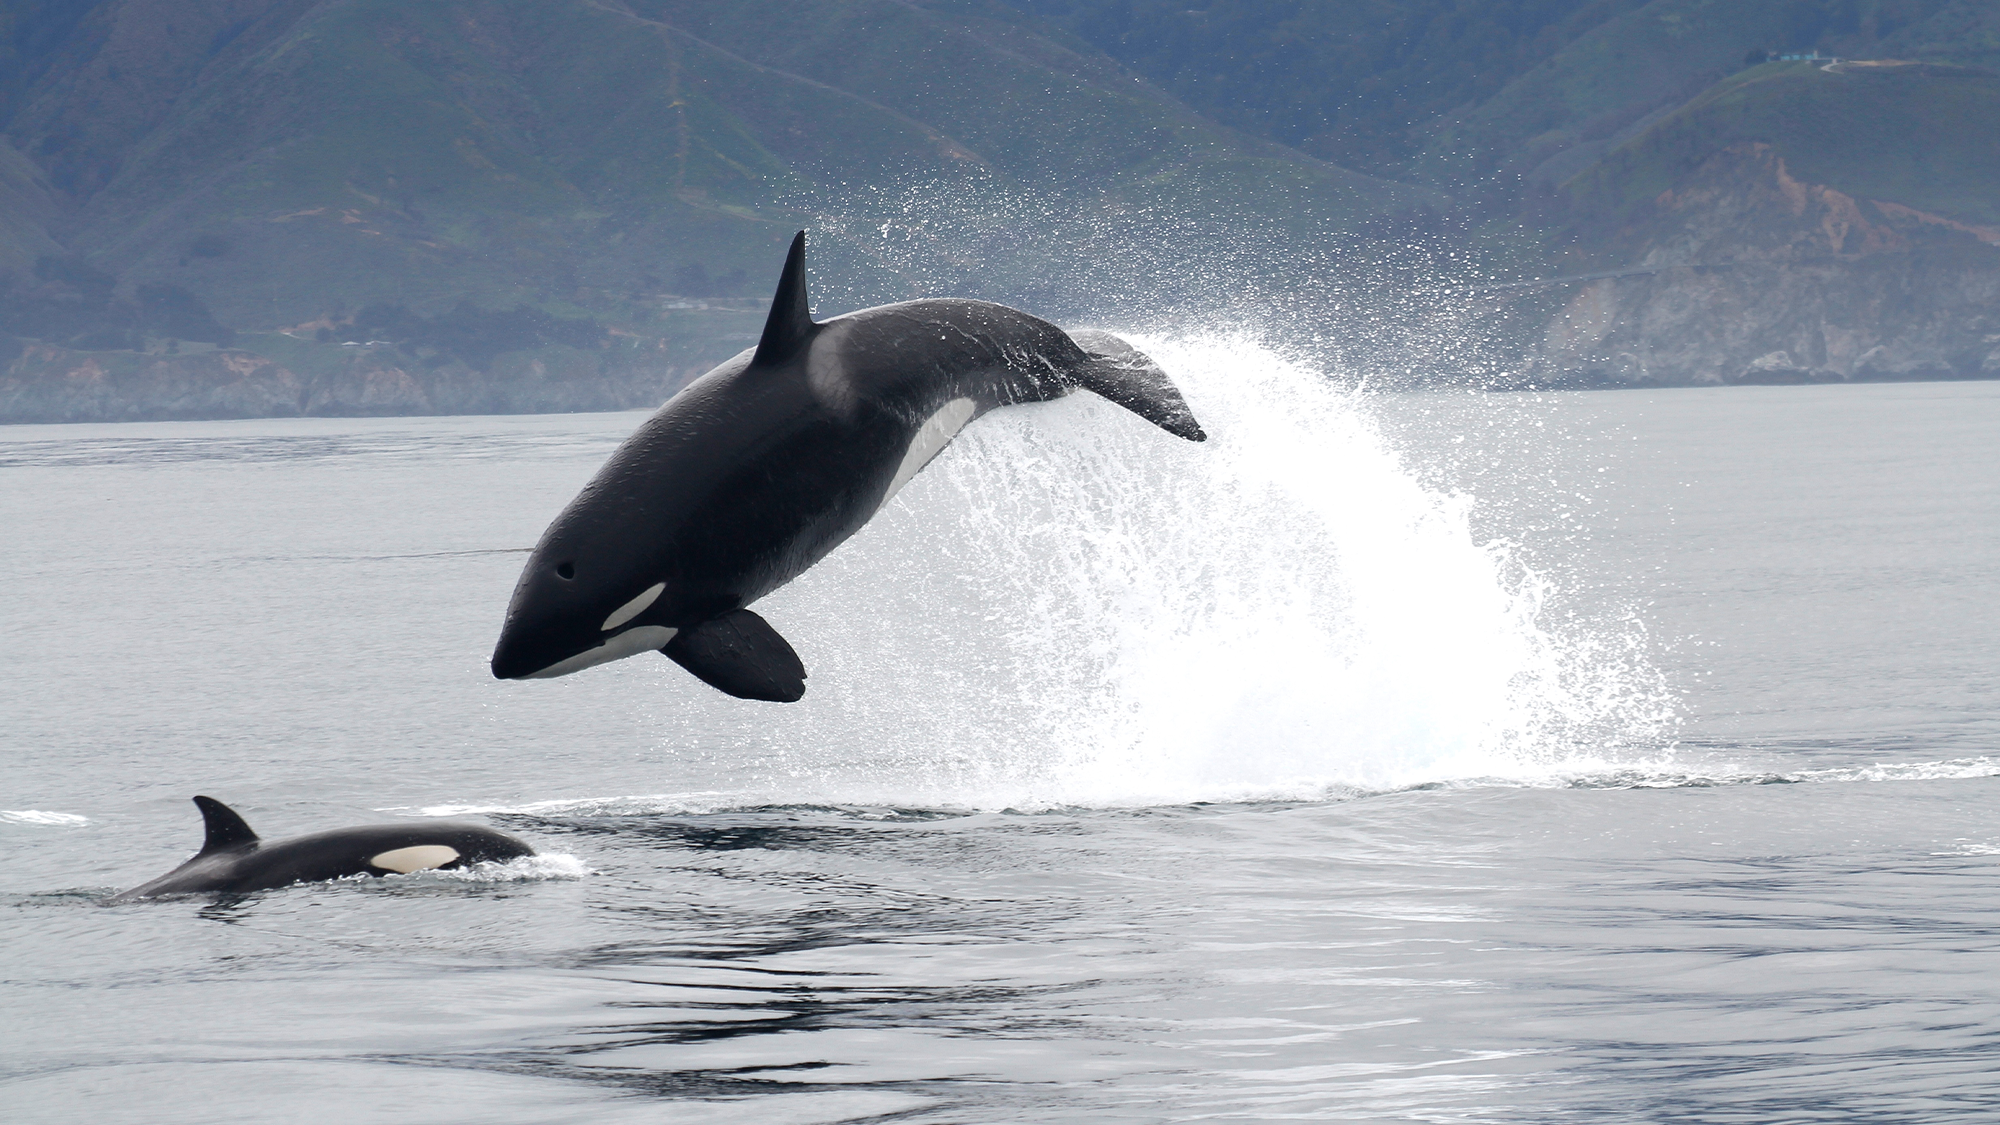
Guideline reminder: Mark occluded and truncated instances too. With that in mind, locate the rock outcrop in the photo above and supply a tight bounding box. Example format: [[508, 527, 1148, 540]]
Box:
[[1530, 144, 2000, 387]]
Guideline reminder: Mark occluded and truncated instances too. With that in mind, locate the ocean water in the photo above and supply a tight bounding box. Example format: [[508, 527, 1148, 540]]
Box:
[[5, 341, 2000, 1123]]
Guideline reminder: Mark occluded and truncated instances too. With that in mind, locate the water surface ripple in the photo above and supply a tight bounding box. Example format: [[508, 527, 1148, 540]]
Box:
[[7, 355, 2000, 1122]]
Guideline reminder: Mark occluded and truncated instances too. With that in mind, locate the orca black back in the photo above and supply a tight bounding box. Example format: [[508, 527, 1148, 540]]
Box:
[[112, 797, 535, 901]]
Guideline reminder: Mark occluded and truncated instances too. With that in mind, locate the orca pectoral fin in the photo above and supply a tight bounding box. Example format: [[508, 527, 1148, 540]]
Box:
[[1066, 329, 1207, 442], [662, 609, 808, 702]]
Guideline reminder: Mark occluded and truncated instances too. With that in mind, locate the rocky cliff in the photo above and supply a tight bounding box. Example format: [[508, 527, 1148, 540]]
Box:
[[1524, 55, 2000, 388], [1529, 143, 2000, 386]]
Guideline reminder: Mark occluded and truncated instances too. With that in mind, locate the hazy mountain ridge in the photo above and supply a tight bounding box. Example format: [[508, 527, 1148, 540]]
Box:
[[1005, 0, 1656, 173], [1016, 0, 2000, 192], [1014, 0, 2000, 388], [1, 0, 1438, 422], [3, 0, 1998, 419], [0, 0, 1425, 299]]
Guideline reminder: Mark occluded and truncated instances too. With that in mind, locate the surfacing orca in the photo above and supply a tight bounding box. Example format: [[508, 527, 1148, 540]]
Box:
[[490, 231, 1206, 702], [111, 796, 535, 901]]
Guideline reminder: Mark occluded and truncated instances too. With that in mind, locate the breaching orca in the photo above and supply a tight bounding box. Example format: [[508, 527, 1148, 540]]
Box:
[[111, 796, 535, 901], [491, 231, 1206, 702]]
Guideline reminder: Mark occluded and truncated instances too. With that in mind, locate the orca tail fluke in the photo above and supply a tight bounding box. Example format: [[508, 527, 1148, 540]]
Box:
[[752, 231, 818, 368], [662, 608, 808, 702], [193, 796, 259, 856], [1065, 329, 1207, 442]]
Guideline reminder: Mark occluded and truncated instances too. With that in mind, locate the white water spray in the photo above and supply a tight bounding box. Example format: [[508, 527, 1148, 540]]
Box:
[[644, 335, 1673, 808]]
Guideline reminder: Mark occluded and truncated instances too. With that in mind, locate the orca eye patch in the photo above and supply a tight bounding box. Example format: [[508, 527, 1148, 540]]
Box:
[[555, 562, 575, 580]]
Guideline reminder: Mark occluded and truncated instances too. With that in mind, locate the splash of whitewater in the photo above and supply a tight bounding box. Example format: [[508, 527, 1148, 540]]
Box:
[[629, 335, 1673, 808]]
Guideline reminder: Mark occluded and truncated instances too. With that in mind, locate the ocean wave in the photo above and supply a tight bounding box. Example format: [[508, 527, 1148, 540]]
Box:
[[397, 755, 2000, 826], [432, 853, 594, 882], [1429, 755, 2000, 793], [406, 792, 747, 818], [2, 809, 90, 826], [332, 852, 593, 889]]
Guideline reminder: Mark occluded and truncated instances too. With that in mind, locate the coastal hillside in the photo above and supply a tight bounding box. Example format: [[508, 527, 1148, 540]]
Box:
[[0, 0, 1427, 422], [1003, 0, 1651, 173], [1411, 0, 2000, 191], [1004, 0, 2000, 387], [0, 136, 65, 279], [1568, 59, 2000, 231], [1016, 0, 2000, 192], [5, 0, 2000, 417], [1532, 60, 2000, 386]]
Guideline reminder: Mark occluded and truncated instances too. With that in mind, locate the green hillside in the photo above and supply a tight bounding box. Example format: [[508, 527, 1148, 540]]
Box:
[[1015, 0, 1993, 199], [1414, 0, 1953, 183], [992, 0, 1652, 171], [1874, 0, 2000, 73], [1568, 60, 2000, 228], [1, 0, 1425, 340], [0, 140, 65, 278], [8, 0, 1998, 414]]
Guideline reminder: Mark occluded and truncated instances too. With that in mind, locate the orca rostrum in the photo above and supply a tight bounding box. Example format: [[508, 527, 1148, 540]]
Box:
[[111, 796, 535, 901], [490, 231, 1207, 702]]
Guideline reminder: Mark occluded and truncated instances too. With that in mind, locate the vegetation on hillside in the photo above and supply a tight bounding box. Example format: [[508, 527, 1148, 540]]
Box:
[[1, 0, 1419, 326], [1007, 0, 1650, 170], [0, 0, 112, 129], [1569, 60, 2000, 228], [0, 256, 235, 350], [3, 0, 1998, 408], [342, 303, 610, 372], [1014, 0, 1995, 202]]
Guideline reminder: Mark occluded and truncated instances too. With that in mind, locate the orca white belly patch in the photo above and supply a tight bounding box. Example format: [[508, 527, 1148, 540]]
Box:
[[370, 845, 459, 873], [527, 624, 679, 678], [885, 398, 978, 500]]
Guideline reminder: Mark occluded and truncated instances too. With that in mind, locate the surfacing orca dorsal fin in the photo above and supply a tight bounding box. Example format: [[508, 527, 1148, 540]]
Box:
[[751, 231, 819, 368], [192, 795, 259, 855]]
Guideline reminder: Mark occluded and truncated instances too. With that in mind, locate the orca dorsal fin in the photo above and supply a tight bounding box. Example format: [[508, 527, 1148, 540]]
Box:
[[192, 795, 259, 855], [751, 231, 818, 367]]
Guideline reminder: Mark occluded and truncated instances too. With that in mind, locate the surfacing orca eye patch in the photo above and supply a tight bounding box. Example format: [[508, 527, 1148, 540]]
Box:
[[369, 845, 460, 873]]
